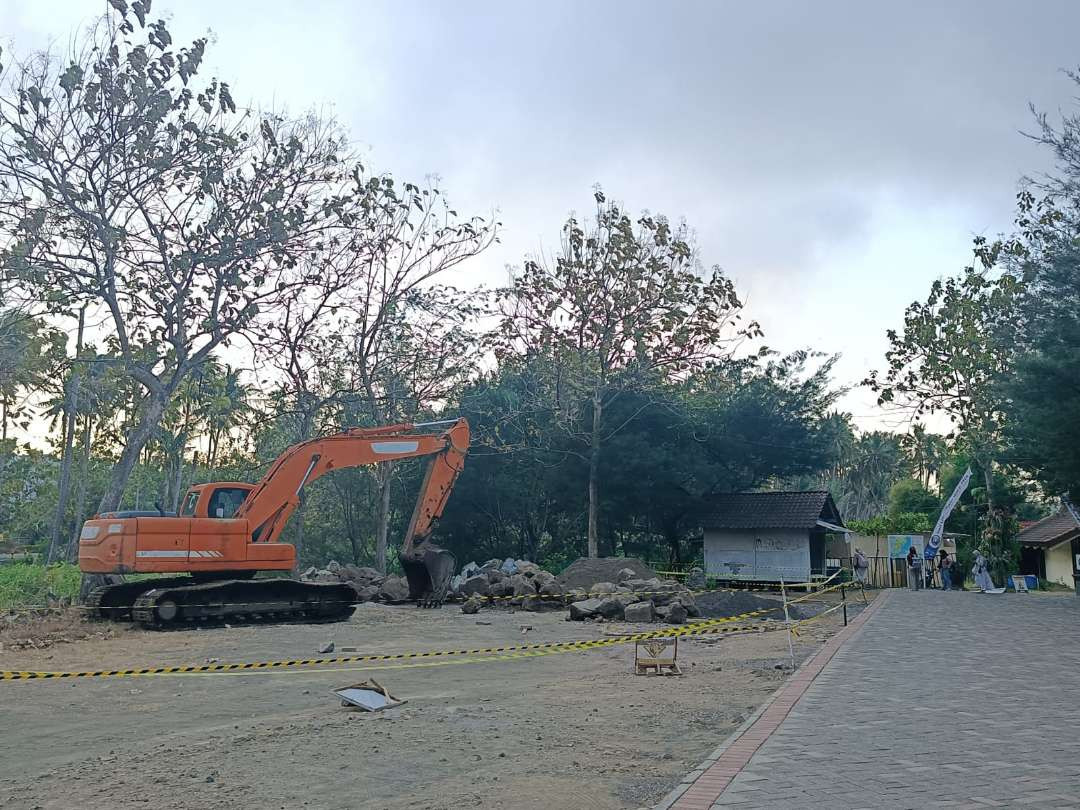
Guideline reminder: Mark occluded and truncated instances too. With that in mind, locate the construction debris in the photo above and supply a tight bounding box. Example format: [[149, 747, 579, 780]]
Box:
[[334, 679, 405, 712]]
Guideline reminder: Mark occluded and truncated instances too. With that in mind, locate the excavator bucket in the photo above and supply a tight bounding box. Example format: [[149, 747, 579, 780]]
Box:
[[401, 546, 457, 607]]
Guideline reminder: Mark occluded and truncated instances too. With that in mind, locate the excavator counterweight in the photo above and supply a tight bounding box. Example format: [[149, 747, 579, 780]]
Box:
[[78, 419, 469, 628]]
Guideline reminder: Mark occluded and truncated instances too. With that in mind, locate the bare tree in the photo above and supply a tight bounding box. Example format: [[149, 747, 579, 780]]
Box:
[[0, 6, 366, 512]]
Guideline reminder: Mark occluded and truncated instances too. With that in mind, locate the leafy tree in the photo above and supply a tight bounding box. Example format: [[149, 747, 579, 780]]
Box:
[[0, 6, 368, 512], [494, 189, 759, 557], [865, 265, 1022, 512], [887, 478, 939, 516], [1003, 241, 1080, 496]]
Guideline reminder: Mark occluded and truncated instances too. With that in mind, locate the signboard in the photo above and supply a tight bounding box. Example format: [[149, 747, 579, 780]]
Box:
[[1011, 575, 1029, 593], [888, 535, 923, 559]]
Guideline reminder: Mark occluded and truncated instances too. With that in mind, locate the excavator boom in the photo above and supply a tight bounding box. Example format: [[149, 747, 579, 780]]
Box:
[[78, 418, 470, 626]]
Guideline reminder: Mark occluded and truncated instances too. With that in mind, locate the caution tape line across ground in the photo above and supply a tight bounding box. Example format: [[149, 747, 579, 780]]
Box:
[[0, 605, 792, 681]]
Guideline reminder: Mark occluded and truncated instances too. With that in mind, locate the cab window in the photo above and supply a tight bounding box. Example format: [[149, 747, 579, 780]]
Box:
[[207, 487, 249, 519], [180, 492, 199, 517]]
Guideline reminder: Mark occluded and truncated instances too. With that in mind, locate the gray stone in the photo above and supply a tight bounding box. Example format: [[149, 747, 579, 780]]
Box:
[[460, 574, 491, 597], [486, 569, 507, 585], [568, 598, 603, 620], [516, 561, 541, 576], [593, 596, 625, 619], [539, 580, 563, 598], [500, 558, 519, 575], [616, 567, 637, 583], [326, 560, 341, 574], [349, 583, 380, 602], [461, 597, 481, 615], [631, 577, 663, 592], [532, 570, 556, 588], [678, 593, 700, 617], [301, 566, 318, 581], [318, 640, 335, 654], [460, 561, 482, 578], [664, 602, 688, 624], [313, 570, 338, 583], [340, 564, 382, 584], [377, 575, 410, 602], [509, 573, 536, 596], [481, 558, 502, 571], [648, 581, 684, 605], [624, 601, 655, 622], [589, 581, 617, 596]]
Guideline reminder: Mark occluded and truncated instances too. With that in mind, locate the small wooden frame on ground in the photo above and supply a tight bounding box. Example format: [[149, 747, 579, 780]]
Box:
[[635, 636, 682, 676]]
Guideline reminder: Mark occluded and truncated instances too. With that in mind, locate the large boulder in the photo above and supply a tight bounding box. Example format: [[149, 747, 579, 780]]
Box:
[[539, 579, 563, 598], [516, 561, 541, 577], [509, 573, 535, 597], [616, 567, 637, 584], [593, 597, 625, 619], [326, 560, 342, 574], [589, 581, 617, 596], [664, 602, 688, 624], [460, 561, 482, 578], [648, 581, 685, 606], [568, 598, 603, 620], [481, 559, 502, 572], [461, 597, 482, 615], [348, 583, 380, 603], [377, 575, 410, 603], [486, 569, 507, 585], [301, 566, 318, 581], [340, 564, 382, 584], [623, 601, 655, 622], [499, 558, 519, 576], [677, 593, 700, 617], [532, 570, 556, 588], [313, 570, 338, 583], [460, 574, 491, 598]]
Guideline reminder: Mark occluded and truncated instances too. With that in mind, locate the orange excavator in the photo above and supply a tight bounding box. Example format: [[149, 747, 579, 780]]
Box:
[[78, 418, 469, 628]]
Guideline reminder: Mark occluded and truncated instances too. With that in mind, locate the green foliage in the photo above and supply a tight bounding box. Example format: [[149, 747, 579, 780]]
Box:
[[847, 512, 933, 537], [1004, 244, 1080, 496], [0, 562, 81, 609], [888, 478, 939, 516]]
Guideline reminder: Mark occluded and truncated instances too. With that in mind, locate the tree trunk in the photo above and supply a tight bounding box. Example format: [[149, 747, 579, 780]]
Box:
[[66, 416, 93, 562], [97, 392, 168, 513], [375, 461, 394, 574], [49, 309, 85, 563], [587, 391, 602, 558]]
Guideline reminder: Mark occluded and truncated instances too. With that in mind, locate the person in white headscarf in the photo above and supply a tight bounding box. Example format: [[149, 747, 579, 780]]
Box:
[[973, 551, 996, 592]]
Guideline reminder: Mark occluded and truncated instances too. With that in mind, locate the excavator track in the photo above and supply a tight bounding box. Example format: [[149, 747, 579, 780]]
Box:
[[130, 578, 358, 629], [86, 577, 196, 621]]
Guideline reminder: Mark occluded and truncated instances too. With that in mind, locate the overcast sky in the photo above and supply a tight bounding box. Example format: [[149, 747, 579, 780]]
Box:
[[6, 0, 1080, 432]]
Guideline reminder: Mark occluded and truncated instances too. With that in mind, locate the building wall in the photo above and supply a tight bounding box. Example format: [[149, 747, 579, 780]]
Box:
[[703, 528, 810, 582], [1045, 541, 1076, 588]]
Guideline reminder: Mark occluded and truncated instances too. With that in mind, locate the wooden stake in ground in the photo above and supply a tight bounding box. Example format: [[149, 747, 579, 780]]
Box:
[[780, 576, 795, 670]]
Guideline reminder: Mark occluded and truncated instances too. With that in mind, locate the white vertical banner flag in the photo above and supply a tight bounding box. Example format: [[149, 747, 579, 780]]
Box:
[[927, 467, 972, 558]]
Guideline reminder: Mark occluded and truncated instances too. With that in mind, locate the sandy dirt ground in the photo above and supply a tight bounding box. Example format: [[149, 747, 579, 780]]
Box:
[[0, 595, 867, 810]]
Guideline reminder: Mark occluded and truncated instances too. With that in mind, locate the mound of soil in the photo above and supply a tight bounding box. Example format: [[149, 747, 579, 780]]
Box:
[[556, 557, 657, 590], [693, 589, 815, 621]]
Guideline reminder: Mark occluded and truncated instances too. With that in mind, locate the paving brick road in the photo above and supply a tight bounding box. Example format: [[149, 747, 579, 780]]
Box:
[[672, 589, 1080, 809]]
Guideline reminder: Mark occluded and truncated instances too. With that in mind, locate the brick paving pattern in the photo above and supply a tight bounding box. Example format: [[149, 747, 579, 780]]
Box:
[[658, 589, 1080, 809]]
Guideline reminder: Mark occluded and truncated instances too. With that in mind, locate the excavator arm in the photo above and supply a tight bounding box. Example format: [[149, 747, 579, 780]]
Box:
[[236, 417, 469, 604]]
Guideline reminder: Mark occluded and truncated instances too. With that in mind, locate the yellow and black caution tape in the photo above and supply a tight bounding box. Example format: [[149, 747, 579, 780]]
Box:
[[0, 605, 791, 681]]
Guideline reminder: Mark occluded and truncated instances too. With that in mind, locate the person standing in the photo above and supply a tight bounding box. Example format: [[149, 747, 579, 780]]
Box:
[[853, 547, 870, 586], [973, 551, 996, 592], [938, 549, 953, 590], [906, 546, 921, 590]]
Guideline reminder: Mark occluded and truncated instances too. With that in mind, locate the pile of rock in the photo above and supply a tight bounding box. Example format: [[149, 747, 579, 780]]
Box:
[[451, 558, 563, 613], [299, 560, 411, 603], [564, 566, 699, 625]]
